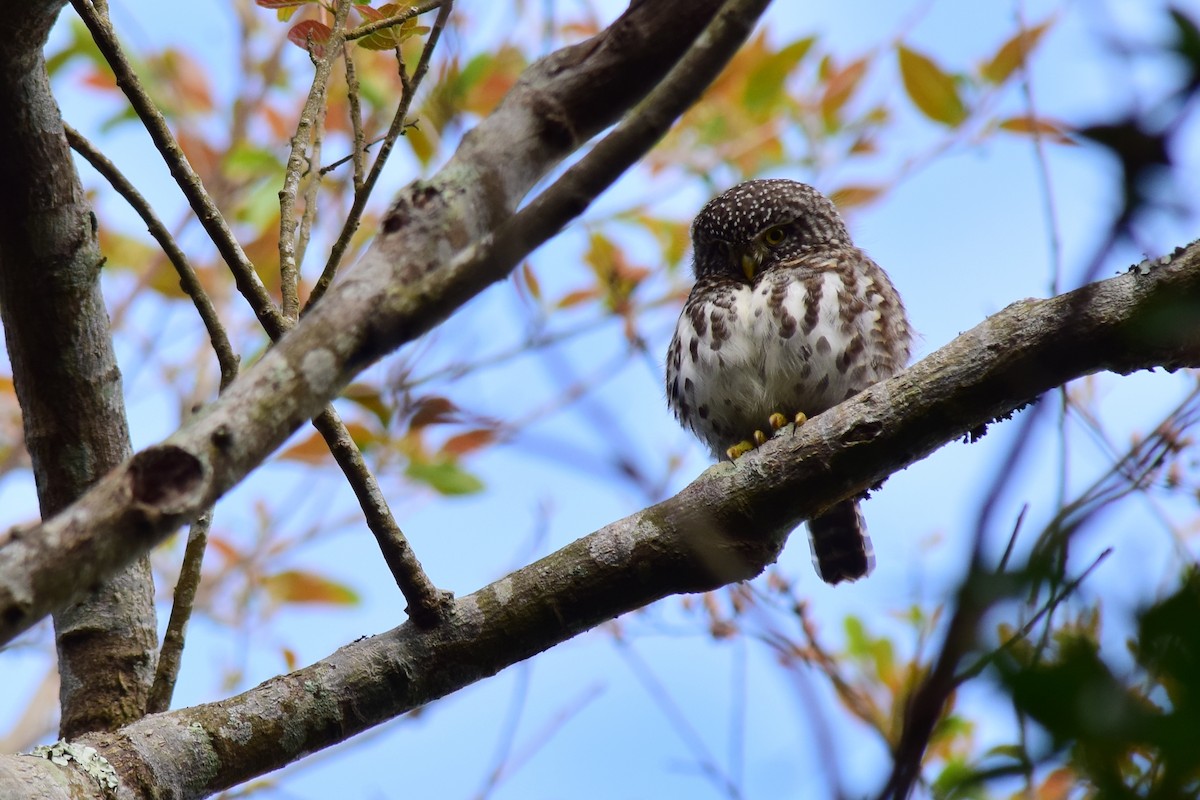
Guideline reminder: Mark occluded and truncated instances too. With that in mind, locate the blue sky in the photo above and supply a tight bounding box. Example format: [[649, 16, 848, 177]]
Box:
[[3, 1, 1199, 798]]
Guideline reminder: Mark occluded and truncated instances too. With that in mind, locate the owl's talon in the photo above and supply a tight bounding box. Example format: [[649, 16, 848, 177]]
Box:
[[768, 412, 788, 430], [794, 411, 808, 426], [726, 440, 755, 460]]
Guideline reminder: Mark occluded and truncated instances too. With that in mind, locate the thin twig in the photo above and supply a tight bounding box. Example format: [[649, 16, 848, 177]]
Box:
[[613, 635, 742, 799], [954, 547, 1113, 685], [72, 0, 285, 338], [307, 0, 453, 308], [70, 0, 287, 339], [64, 124, 240, 390], [148, 513, 212, 713], [310, 407, 452, 626], [343, 46, 367, 192], [279, 0, 351, 321], [75, 0, 453, 625]]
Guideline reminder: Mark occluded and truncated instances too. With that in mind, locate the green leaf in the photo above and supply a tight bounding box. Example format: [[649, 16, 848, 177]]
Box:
[[897, 45, 967, 126], [743, 36, 815, 116], [406, 460, 484, 495]]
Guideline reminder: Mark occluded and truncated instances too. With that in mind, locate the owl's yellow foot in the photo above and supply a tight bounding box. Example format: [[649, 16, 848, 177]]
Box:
[[726, 440, 755, 460], [793, 411, 808, 426], [768, 412, 788, 430]]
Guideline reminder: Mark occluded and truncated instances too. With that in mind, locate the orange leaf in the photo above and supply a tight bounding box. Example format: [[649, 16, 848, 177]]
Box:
[[982, 20, 1053, 84], [999, 115, 1074, 144], [443, 428, 498, 456], [278, 430, 330, 465], [557, 288, 600, 309], [821, 57, 869, 123], [897, 45, 966, 126], [829, 185, 885, 209], [263, 570, 360, 605], [208, 536, 243, 564], [520, 262, 542, 301]]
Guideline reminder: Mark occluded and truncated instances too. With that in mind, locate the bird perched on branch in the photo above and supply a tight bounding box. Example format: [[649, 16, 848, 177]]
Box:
[[667, 179, 911, 584]]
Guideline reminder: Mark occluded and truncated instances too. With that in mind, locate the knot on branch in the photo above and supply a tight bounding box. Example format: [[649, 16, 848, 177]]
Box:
[[127, 446, 204, 512]]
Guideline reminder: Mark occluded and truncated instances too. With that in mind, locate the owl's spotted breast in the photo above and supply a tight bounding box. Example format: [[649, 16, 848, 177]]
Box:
[[667, 252, 908, 456]]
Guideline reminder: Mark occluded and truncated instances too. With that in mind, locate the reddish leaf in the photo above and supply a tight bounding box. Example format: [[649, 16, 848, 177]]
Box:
[[443, 429, 498, 456], [981, 20, 1053, 84], [409, 396, 459, 428], [897, 45, 967, 126], [288, 20, 333, 58]]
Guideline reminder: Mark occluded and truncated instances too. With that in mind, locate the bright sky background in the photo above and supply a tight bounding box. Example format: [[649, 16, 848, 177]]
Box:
[[3, 1, 1199, 798]]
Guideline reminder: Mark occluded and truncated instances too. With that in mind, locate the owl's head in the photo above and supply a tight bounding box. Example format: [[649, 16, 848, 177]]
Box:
[[690, 179, 851, 281]]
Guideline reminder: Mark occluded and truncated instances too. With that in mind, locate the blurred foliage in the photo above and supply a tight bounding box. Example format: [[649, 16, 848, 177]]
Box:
[[5, 0, 1197, 797]]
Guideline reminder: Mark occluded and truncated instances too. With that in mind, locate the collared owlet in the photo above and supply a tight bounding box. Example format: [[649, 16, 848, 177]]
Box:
[[666, 179, 911, 584]]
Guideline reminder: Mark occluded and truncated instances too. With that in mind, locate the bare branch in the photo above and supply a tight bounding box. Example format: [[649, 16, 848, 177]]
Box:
[[147, 514, 212, 714], [64, 124, 240, 390], [69, 0, 287, 338]]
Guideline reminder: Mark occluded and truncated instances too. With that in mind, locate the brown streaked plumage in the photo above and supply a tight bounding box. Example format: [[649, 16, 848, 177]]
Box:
[[667, 179, 911, 584]]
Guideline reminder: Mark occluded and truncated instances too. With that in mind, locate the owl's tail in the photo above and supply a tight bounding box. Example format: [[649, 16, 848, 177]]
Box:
[[807, 500, 875, 584]]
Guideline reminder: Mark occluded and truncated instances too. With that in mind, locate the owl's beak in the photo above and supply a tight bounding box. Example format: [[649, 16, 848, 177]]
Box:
[[739, 249, 760, 281]]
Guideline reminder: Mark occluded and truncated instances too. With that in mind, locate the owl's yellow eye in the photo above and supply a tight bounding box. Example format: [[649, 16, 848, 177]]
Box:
[[762, 226, 787, 246]]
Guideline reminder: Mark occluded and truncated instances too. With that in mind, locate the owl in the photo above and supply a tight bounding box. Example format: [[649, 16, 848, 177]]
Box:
[[666, 179, 911, 584]]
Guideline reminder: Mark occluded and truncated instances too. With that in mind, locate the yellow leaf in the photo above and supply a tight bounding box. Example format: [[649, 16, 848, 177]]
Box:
[[897, 45, 967, 126], [830, 184, 885, 209], [264, 570, 360, 605], [981, 20, 1053, 84]]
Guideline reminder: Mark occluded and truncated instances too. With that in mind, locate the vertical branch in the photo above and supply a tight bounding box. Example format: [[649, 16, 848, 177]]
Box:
[[279, 0, 350, 321], [0, 8, 156, 736], [343, 46, 367, 193], [70, 0, 288, 338], [147, 514, 212, 714], [307, 0, 452, 308]]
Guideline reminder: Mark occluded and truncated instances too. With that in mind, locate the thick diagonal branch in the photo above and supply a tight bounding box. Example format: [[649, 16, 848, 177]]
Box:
[[0, 0, 761, 645], [31, 244, 1200, 800]]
